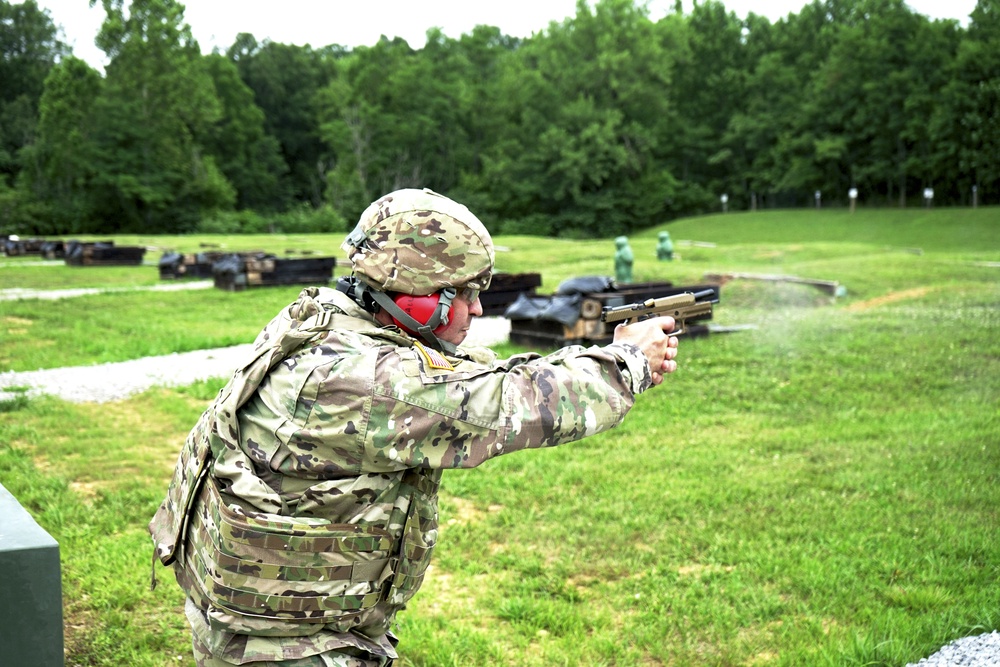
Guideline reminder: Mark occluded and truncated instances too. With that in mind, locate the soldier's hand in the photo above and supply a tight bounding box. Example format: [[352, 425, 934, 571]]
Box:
[[613, 316, 679, 386]]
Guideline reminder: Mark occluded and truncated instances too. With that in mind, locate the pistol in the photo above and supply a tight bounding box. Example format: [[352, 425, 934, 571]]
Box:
[[600, 289, 716, 336]]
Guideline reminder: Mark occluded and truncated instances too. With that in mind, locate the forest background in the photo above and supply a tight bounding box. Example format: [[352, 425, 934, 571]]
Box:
[[1, 0, 998, 239]]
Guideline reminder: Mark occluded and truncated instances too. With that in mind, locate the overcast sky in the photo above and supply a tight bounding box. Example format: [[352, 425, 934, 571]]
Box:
[[30, 0, 978, 71]]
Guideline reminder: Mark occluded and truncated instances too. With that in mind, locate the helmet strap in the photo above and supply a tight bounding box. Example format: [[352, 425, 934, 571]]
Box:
[[367, 286, 458, 354], [335, 275, 379, 312]]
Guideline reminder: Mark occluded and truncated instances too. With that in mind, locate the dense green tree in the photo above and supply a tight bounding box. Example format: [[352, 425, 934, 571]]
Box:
[[434, 26, 522, 220], [899, 18, 961, 201], [19, 56, 103, 232], [961, 0, 1000, 199], [319, 28, 507, 218], [760, 0, 957, 206], [0, 0, 66, 185], [3, 0, 997, 235], [716, 13, 784, 209], [741, 0, 846, 207], [319, 36, 436, 214], [450, 26, 520, 181], [411, 28, 487, 192], [475, 0, 678, 235], [844, 0, 942, 206], [203, 53, 288, 211], [932, 0, 1000, 204], [88, 0, 233, 232], [227, 35, 339, 207], [662, 0, 748, 211]]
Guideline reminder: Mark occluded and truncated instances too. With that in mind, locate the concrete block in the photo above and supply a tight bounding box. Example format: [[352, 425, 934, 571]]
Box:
[[0, 482, 64, 667]]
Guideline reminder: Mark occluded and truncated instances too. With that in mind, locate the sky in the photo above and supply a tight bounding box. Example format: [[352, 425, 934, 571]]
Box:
[[29, 0, 979, 72]]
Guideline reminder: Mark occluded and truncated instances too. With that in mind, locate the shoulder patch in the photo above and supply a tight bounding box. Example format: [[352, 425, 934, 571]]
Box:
[[414, 341, 455, 372]]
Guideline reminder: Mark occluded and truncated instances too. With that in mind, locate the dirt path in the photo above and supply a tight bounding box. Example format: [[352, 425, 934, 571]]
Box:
[[844, 287, 933, 312]]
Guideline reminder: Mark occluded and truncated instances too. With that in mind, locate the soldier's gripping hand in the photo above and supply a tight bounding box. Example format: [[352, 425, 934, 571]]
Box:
[[612, 316, 679, 386]]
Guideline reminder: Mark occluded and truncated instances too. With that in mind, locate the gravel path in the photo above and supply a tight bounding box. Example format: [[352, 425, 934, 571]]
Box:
[[0, 343, 255, 403], [0, 279, 213, 301], [906, 632, 1000, 666], [0, 316, 511, 404]]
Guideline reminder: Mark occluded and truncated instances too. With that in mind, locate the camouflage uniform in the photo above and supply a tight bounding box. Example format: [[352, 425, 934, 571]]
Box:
[[150, 191, 654, 666], [187, 599, 391, 667]]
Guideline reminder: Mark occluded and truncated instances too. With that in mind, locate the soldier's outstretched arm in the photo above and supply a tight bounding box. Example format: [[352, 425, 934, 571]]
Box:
[[359, 329, 676, 471]]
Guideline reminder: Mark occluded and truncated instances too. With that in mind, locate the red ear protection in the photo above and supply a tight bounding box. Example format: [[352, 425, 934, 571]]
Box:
[[392, 293, 448, 335]]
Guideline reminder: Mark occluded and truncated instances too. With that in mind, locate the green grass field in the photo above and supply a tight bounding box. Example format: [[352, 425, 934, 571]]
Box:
[[1, 207, 998, 666]]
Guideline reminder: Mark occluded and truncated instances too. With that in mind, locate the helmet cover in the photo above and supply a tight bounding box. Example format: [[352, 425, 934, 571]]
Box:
[[342, 188, 495, 296]]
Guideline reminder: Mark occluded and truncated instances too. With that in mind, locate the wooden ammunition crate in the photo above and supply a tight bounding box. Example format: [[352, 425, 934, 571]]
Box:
[[159, 251, 227, 279], [40, 241, 65, 260], [213, 253, 337, 291], [65, 241, 145, 266], [3, 237, 47, 256]]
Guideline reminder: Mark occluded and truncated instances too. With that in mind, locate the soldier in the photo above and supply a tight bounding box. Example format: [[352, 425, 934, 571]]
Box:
[[149, 188, 679, 666]]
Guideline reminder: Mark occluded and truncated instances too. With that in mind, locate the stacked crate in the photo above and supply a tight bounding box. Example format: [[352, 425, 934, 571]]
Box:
[[64, 241, 145, 266], [213, 253, 338, 291], [158, 251, 227, 279], [2, 237, 46, 256], [39, 241, 65, 259]]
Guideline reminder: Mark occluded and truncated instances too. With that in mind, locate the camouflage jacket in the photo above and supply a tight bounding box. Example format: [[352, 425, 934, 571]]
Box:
[[149, 286, 652, 663]]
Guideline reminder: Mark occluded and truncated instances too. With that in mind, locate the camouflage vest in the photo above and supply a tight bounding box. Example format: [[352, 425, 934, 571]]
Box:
[[149, 288, 440, 638], [151, 284, 652, 645]]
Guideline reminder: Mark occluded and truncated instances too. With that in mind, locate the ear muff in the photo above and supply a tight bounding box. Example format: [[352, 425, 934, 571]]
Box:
[[392, 293, 448, 335]]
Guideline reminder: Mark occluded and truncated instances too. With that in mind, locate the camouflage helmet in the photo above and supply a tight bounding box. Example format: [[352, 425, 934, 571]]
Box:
[[342, 188, 495, 296]]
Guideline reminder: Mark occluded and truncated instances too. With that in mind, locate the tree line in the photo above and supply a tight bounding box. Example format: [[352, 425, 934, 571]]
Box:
[[1, 0, 997, 238]]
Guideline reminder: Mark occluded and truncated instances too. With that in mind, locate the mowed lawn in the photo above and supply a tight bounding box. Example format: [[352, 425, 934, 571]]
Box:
[[0, 207, 997, 666]]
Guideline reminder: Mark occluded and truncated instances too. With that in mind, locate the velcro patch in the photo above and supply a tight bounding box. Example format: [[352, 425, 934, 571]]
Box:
[[414, 342, 455, 372]]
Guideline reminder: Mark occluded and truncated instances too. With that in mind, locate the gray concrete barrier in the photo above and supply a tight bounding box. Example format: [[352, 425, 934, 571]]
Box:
[[0, 482, 64, 667]]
